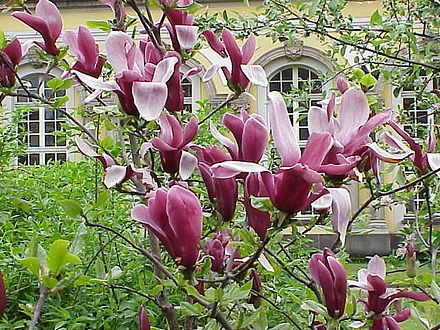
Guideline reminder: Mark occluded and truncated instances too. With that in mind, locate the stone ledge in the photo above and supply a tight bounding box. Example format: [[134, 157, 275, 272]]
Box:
[[306, 233, 401, 256]]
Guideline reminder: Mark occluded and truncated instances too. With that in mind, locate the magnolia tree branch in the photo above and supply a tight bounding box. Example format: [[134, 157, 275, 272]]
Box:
[[29, 284, 49, 330]]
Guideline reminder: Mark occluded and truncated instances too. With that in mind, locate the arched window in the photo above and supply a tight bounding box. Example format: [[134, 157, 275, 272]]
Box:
[[182, 77, 193, 112], [268, 66, 323, 145], [15, 73, 68, 165]]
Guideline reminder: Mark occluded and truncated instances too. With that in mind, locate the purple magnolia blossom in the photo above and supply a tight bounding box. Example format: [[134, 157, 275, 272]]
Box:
[[0, 271, 5, 317], [0, 38, 22, 88], [138, 306, 150, 330], [388, 117, 439, 175], [244, 172, 272, 240], [210, 92, 352, 240], [211, 111, 269, 163], [63, 26, 105, 78], [165, 9, 198, 53], [195, 146, 238, 221], [12, 0, 62, 56], [74, 32, 179, 120], [202, 29, 268, 92], [99, 0, 126, 28], [308, 248, 347, 319], [204, 231, 230, 272], [308, 85, 399, 180], [350, 256, 430, 329], [74, 136, 145, 189], [132, 185, 203, 269], [151, 112, 198, 176]]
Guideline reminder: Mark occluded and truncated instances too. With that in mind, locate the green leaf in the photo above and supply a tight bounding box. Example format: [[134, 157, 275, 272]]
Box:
[[19, 257, 40, 278], [10, 197, 31, 213], [85, 20, 111, 33], [184, 2, 203, 14], [70, 223, 88, 255], [353, 68, 365, 81], [74, 275, 92, 286], [42, 275, 58, 289], [431, 280, 440, 303], [54, 96, 69, 108], [251, 196, 275, 212], [301, 300, 328, 316], [179, 302, 204, 317], [252, 308, 268, 330], [370, 10, 382, 26], [93, 190, 109, 208], [47, 77, 64, 91], [360, 73, 377, 88], [0, 31, 5, 49], [59, 199, 83, 218], [47, 239, 81, 276]]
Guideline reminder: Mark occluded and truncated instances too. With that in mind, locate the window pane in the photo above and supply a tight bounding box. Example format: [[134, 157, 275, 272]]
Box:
[[270, 82, 281, 91], [29, 122, 39, 133], [45, 153, 56, 163], [57, 153, 67, 162], [45, 121, 55, 133], [29, 110, 39, 120], [18, 155, 28, 165], [298, 67, 309, 80], [29, 153, 40, 165], [272, 72, 280, 81], [29, 135, 39, 147], [282, 68, 293, 80], [45, 109, 55, 120], [56, 136, 66, 146], [56, 110, 65, 119], [45, 134, 55, 146]]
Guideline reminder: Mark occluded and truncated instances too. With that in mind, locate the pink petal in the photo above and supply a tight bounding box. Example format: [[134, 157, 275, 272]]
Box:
[[210, 120, 239, 159], [132, 82, 167, 121], [175, 25, 199, 50], [268, 92, 300, 166], [138, 306, 151, 330], [393, 309, 411, 323], [311, 193, 332, 212], [104, 165, 128, 188], [105, 32, 139, 74], [428, 115, 436, 153], [179, 150, 197, 180], [182, 117, 198, 146], [166, 185, 202, 268], [240, 65, 268, 87], [35, 0, 62, 41], [73, 70, 121, 91], [427, 153, 440, 176], [202, 64, 221, 82], [211, 161, 268, 179], [242, 115, 269, 162], [241, 34, 256, 64], [366, 143, 412, 163], [308, 106, 329, 133], [300, 132, 333, 171], [327, 188, 351, 246], [152, 57, 179, 83], [367, 255, 386, 279], [3, 38, 22, 65], [74, 136, 100, 157], [336, 77, 349, 94], [202, 30, 227, 57], [337, 88, 369, 144]]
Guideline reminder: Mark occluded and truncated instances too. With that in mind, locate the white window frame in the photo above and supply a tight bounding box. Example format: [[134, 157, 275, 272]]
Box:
[[4, 64, 74, 165]]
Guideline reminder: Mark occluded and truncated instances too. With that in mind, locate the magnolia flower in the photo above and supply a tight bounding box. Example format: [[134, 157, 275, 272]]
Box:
[[195, 146, 238, 221], [388, 117, 439, 175], [12, 0, 62, 56], [138, 306, 150, 330], [244, 172, 272, 240], [211, 111, 269, 163], [308, 87, 401, 180], [0, 271, 5, 317], [202, 29, 268, 93], [397, 234, 417, 278], [308, 248, 347, 319], [350, 255, 430, 329], [204, 231, 230, 272], [165, 9, 198, 52], [151, 113, 198, 177], [249, 268, 262, 307], [74, 136, 144, 189], [0, 38, 22, 88], [63, 26, 105, 78], [99, 0, 126, 28], [132, 185, 203, 268], [210, 92, 352, 240], [73, 32, 178, 120], [163, 51, 185, 112]]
